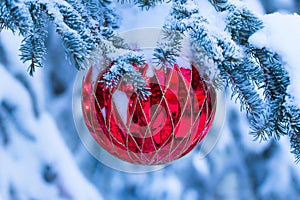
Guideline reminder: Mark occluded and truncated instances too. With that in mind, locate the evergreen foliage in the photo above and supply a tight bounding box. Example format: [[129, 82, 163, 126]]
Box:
[[153, 29, 183, 68], [101, 53, 151, 100], [210, 0, 300, 161], [1, 0, 300, 161]]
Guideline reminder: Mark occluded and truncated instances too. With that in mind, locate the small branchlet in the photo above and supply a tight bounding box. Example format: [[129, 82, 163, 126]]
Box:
[[286, 105, 300, 162], [20, 2, 47, 75], [208, 0, 229, 11], [118, 0, 165, 10], [101, 53, 151, 100], [253, 48, 290, 140], [153, 29, 183, 69], [225, 6, 264, 45]]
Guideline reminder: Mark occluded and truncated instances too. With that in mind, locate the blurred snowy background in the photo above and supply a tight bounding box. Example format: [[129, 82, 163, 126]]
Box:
[[1, 0, 300, 199]]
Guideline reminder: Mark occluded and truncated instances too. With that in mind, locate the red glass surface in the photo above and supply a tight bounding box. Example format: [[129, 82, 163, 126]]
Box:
[[82, 62, 217, 165]]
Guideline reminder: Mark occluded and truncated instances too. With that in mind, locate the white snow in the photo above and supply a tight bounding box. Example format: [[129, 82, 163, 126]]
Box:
[[116, 2, 171, 31], [0, 63, 102, 199], [259, 137, 295, 198], [0, 30, 102, 199], [194, 0, 227, 29], [242, 0, 265, 15], [150, 174, 183, 200], [192, 155, 210, 176]]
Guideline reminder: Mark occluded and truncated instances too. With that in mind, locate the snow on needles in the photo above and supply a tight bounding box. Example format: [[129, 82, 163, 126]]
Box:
[[249, 12, 300, 106]]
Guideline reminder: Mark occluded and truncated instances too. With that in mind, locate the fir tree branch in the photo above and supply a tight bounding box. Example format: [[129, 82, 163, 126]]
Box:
[[166, 1, 267, 137], [210, 0, 300, 160], [254, 49, 291, 141], [208, 0, 266, 87], [0, 0, 124, 71], [47, 1, 96, 70], [225, 5, 264, 45]]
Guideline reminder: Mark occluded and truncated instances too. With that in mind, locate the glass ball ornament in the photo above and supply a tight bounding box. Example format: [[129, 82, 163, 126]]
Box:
[[81, 60, 217, 165], [73, 28, 225, 171]]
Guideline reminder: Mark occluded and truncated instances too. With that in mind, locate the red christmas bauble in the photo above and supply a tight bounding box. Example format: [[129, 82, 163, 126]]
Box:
[[82, 61, 217, 165]]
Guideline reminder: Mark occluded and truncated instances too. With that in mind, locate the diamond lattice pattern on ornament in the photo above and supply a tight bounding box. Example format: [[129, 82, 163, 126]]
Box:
[[82, 63, 216, 165]]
